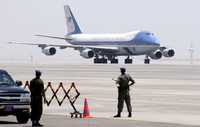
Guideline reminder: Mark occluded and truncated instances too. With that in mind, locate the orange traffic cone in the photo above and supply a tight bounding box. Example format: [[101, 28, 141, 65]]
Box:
[[83, 98, 92, 118]]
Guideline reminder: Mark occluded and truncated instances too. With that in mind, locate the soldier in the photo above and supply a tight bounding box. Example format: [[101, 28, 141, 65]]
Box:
[[30, 70, 46, 126], [114, 67, 135, 118]]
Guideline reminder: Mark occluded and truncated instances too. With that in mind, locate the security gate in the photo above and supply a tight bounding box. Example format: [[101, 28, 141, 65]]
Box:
[[23, 81, 82, 118]]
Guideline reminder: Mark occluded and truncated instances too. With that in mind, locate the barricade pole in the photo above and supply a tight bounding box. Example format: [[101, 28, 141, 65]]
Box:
[[66, 82, 82, 118]]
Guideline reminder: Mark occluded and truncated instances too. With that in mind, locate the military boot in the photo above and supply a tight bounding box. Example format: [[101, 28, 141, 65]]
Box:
[[32, 121, 37, 126], [128, 112, 132, 117], [35, 121, 43, 127], [114, 112, 121, 118]]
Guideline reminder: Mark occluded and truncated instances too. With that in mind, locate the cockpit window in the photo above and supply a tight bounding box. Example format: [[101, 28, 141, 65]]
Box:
[[145, 32, 154, 36], [145, 32, 151, 35], [0, 71, 15, 86]]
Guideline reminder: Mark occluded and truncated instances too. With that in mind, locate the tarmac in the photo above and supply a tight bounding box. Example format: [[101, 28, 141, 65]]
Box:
[[0, 114, 199, 127], [0, 63, 200, 127]]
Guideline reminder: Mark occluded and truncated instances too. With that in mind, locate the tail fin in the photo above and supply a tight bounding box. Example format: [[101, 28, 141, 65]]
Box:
[[64, 5, 82, 35]]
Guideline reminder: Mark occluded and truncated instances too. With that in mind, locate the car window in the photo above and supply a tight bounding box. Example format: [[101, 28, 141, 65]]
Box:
[[0, 71, 15, 86]]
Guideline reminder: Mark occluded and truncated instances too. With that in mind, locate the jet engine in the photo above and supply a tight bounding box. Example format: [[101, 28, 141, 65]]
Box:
[[162, 48, 175, 57], [42, 47, 56, 56], [80, 49, 95, 59], [149, 50, 162, 60]]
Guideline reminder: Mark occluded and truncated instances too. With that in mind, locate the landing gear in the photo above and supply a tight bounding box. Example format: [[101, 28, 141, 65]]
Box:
[[109, 56, 118, 64], [144, 56, 150, 64], [93, 55, 135, 64], [102, 58, 107, 64], [124, 56, 132, 64], [110, 58, 118, 64], [94, 56, 107, 64]]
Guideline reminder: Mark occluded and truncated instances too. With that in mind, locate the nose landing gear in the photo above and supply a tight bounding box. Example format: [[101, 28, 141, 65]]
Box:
[[109, 56, 118, 64], [144, 55, 150, 64]]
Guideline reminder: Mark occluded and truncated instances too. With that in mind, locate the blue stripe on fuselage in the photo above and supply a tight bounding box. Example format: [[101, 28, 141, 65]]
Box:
[[68, 31, 160, 46], [69, 41, 134, 45]]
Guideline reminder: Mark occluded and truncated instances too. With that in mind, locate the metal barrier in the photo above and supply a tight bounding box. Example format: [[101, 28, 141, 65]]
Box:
[[23, 81, 82, 118]]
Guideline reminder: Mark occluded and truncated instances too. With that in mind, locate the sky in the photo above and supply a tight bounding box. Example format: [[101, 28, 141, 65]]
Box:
[[0, 0, 199, 64]]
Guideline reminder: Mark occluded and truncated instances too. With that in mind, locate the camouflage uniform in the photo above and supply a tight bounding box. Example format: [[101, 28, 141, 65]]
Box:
[[114, 68, 135, 117], [117, 74, 133, 113]]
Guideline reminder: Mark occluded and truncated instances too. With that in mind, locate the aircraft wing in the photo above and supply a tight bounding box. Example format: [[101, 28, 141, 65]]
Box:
[[35, 34, 73, 41], [9, 41, 159, 51], [8, 42, 119, 50]]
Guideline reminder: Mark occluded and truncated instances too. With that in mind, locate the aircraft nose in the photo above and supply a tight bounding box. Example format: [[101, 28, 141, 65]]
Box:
[[151, 35, 160, 46], [145, 32, 160, 46], [133, 31, 160, 46]]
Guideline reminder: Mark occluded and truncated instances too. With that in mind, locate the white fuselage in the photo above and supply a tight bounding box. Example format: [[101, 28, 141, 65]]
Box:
[[66, 31, 160, 56]]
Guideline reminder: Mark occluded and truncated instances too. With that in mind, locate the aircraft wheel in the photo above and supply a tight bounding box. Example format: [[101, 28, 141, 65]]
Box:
[[94, 58, 99, 64], [102, 58, 108, 64], [144, 59, 150, 64], [111, 59, 118, 64], [94, 58, 107, 64], [125, 58, 132, 64], [94, 58, 101, 64]]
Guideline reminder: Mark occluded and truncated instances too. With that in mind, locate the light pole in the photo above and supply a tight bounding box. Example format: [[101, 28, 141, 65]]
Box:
[[188, 43, 194, 64]]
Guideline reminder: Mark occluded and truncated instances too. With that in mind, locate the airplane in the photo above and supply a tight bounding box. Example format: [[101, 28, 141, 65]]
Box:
[[9, 5, 175, 64]]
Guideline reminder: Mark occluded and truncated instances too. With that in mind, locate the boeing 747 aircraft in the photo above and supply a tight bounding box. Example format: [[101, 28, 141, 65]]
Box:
[[10, 5, 175, 64]]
